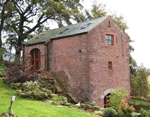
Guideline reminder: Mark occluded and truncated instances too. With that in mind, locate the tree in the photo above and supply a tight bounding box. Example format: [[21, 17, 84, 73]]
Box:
[[0, 0, 10, 48], [4, 33, 16, 62], [81, 2, 107, 20], [130, 65, 149, 97], [3, 0, 84, 60], [130, 56, 137, 75], [136, 65, 149, 97], [91, 3, 107, 18]]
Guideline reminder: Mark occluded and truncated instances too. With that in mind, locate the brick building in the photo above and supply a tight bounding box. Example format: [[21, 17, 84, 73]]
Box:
[[24, 16, 130, 107]]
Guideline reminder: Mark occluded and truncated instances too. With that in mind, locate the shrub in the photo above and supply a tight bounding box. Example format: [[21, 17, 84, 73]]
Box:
[[92, 105, 100, 111], [4, 65, 39, 84], [129, 96, 150, 112], [16, 90, 52, 100], [10, 81, 41, 91], [108, 87, 128, 111], [140, 108, 150, 117], [103, 107, 116, 117], [1, 111, 18, 117], [0, 70, 6, 77], [15, 81, 53, 100], [121, 104, 135, 117], [79, 102, 100, 111], [51, 95, 68, 105], [22, 81, 40, 92], [94, 111, 103, 116], [84, 102, 93, 110], [117, 110, 124, 117], [9, 83, 22, 90]]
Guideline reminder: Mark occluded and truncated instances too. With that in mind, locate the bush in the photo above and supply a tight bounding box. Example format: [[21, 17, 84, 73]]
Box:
[[16, 90, 52, 100], [22, 81, 40, 92], [10, 81, 40, 91], [15, 81, 53, 100], [117, 110, 124, 117], [1, 111, 18, 117], [121, 104, 135, 117], [79, 102, 100, 111], [108, 87, 128, 111], [9, 83, 22, 90], [94, 111, 103, 116], [92, 105, 100, 111], [129, 97, 150, 112], [4, 65, 39, 84], [83, 102, 93, 110], [140, 108, 150, 117], [51, 95, 68, 105], [0, 70, 6, 77], [103, 107, 116, 117]]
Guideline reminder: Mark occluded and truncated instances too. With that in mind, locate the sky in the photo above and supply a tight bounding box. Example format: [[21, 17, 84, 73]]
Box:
[[81, 0, 150, 68], [3, 0, 149, 68]]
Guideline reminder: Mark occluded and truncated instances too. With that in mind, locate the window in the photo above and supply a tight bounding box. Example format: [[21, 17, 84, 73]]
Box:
[[30, 49, 40, 71], [108, 21, 111, 27], [106, 35, 114, 45], [108, 61, 112, 70], [101, 36, 103, 43], [81, 23, 91, 29]]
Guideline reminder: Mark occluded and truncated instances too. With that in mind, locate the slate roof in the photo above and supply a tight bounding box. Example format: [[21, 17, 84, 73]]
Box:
[[26, 16, 108, 45]]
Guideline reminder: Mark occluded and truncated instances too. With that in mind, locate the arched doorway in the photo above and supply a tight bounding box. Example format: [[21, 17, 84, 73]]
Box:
[[30, 48, 40, 71], [104, 93, 111, 108]]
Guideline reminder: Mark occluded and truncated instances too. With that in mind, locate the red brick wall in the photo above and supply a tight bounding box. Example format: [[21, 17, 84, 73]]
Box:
[[49, 34, 90, 95], [24, 17, 130, 106], [87, 17, 130, 106]]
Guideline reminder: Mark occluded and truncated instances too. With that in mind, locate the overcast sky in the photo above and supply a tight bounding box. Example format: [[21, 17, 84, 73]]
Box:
[[5, 0, 149, 68], [82, 0, 150, 68]]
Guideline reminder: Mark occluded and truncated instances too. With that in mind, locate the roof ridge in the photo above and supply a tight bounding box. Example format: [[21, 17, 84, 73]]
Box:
[[47, 16, 108, 31]]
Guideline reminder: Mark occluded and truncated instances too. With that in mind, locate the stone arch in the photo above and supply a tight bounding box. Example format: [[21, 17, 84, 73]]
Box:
[[100, 88, 115, 107], [100, 88, 115, 99]]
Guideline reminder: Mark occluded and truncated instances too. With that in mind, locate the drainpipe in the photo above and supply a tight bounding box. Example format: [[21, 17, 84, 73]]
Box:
[[45, 40, 51, 71]]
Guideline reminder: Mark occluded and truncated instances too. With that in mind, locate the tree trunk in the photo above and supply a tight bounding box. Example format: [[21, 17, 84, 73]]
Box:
[[0, 31, 2, 48], [15, 49, 21, 64], [0, 31, 3, 61]]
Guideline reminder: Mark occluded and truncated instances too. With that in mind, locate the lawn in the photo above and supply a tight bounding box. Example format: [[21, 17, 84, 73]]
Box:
[[0, 81, 98, 117]]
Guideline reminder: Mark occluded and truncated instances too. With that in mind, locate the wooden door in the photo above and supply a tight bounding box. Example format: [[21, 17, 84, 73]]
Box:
[[31, 49, 40, 71], [104, 93, 110, 108]]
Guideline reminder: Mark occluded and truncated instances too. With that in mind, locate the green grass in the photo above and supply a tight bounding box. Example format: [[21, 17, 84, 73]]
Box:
[[148, 75, 150, 84], [0, 81, 98, 117]]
